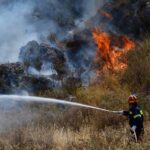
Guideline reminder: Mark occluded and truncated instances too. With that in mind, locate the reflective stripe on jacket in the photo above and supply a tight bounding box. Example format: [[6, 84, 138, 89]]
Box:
[[123, 104, 144, 128]]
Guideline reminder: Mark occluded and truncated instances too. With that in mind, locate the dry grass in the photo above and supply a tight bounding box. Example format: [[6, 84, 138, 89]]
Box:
[[0, 36, 150, 149], [75, 73, 130, 110], [0, 71, 149, 149], [0, 119, 150, 150], [0, 101, 149, 150], [0, 97, 149, 150]]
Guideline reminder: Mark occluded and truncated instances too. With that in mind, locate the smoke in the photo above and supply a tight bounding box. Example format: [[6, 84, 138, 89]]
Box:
[[0, 1, 38, 63], [0, 0, 107, 64], [27, 62, 57, 76], [0, 102, 39, 133], [83, 0, 108, 19]]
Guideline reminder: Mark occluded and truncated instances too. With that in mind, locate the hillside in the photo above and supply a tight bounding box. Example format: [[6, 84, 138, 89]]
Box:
[[0, 0, 150, 149]]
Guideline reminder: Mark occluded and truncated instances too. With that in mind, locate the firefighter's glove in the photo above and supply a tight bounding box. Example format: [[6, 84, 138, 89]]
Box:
[[131, 126, 137, 132], [115, 111, 123, 115]]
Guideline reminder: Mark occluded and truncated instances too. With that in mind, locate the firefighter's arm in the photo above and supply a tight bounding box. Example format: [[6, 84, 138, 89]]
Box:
[[122, 111, 129, 116], [115, 110, 131, 116]]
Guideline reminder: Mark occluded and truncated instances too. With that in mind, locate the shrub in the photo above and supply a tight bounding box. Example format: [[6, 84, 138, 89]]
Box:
[[75, 72, 130, 110], [122, 38, 150, 93]]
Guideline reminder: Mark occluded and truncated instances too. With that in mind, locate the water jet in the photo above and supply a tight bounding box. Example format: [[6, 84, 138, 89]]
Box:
[[0, 95, 120, 113]]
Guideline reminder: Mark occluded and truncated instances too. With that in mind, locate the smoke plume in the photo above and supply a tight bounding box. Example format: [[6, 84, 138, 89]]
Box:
[[0, 0, 106, 63], [0, 1, 37, 63]]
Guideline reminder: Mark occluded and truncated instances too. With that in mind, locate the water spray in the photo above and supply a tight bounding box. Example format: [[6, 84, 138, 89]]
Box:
[[0, 95, 121, 113]]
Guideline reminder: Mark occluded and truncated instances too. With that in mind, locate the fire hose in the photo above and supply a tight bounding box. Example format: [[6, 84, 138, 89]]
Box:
[[131, 126, 138, 142], [133, 129, 138, 142]]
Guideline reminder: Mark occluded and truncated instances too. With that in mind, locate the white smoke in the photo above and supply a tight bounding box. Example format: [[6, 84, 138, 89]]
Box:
[[0, 0, 107, 64], [27, 62, 57, 76], [83, 0, 107, 19], [0, 1, 38, 63]]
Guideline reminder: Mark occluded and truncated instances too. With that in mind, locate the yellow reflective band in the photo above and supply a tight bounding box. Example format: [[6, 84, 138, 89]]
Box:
[[133, 114, 141, 119], [129, 111, 133, 115], [140, 110, 143, 115]]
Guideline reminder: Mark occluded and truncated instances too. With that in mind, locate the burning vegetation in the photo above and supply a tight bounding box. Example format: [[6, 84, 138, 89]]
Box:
[[100, 10, 113, 20], [0, 0, 150, 149], [92, 28, 135, 73]]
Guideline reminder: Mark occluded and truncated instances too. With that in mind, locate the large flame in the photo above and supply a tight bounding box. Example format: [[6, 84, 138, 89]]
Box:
[[92, 29, 135, 73]]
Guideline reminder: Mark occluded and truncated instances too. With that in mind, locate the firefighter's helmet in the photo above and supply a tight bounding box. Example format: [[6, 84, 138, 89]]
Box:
[[128, 95, 137, 104]]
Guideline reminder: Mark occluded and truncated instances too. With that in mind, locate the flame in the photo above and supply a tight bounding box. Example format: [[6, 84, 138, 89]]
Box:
[[92, 29, 135, 73], [121, 35, 135, 51], [100, 10, 113, 20]]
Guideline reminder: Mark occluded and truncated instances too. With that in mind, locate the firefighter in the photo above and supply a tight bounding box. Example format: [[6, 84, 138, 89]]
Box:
[[119, 95, 144, 142]]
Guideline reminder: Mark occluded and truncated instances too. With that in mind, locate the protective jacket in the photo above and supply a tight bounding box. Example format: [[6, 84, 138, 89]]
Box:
[[123, 104, 144, 139], [123, 104, 144, 128]]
